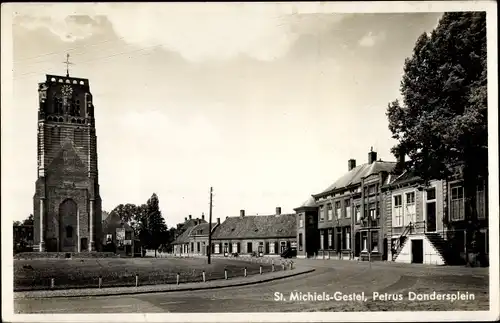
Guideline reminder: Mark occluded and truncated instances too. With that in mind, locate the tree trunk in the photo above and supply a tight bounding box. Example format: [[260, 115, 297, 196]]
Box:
[[463, 169, 479, 267]]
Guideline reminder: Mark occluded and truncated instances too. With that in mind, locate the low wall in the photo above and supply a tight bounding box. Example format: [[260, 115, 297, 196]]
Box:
[[14, 252, 119, 260]]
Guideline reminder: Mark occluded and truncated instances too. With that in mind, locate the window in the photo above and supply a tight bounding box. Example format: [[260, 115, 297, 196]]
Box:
[[405, 191, 416, 224], [247, 242, 253, 253], [369, 203, 376, 219], [477, 180, 486, 220], [393, 194, 403, 227], [345, 227, 351, 250], [106, 233, 112, 242], [66, 225, 73, 238], [299, 233, 303, 251], [371, 231, 379, 252], [427, 187, 436, 200], [214, 243, 220, 254], [191, 242, 194, 252], [299, 218, 304, 228], [355, 205, 361, 223], [327, 204, 333, 220], [368, 184, 377, 195], [319, 206, 324, 221], [345, 199, 351, 218], [280, 241, 287, 253], [450, 185, 465, 221], [197, 242, 201, 253], [308, 216, 314, 224], [258, 242, 264, 254], [327, 229, 333, 249], [361, 232, 368, 251], [320, 231, 324, 250], [335, 201, 341, 219], [270, 241, 275, 254], [232, 243, 238, 253], [223, 243, 229, 254]]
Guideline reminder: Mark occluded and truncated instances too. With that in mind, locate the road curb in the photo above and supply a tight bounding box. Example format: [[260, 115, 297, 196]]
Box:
[[14, 267, 315, 300]]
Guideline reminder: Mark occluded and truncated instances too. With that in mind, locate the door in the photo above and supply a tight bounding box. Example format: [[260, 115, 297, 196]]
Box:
[[411, 239, 424, 264], [354, 232, 361, 257], [426, 188, 437, 232], [382, 238, 388, 261], [59, 199, 78, 252]]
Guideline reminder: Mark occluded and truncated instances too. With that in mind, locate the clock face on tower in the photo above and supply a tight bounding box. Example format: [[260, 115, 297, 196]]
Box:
[[61, 85, 73, 99]]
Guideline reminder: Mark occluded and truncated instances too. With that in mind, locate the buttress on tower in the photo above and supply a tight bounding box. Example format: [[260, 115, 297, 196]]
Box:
[[33, 74, 102, 252]]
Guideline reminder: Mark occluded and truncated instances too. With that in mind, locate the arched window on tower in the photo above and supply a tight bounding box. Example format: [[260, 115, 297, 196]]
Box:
[[54, 97, 63, 115], [75, 99, 81, 116], [66, 225, 73, 238]]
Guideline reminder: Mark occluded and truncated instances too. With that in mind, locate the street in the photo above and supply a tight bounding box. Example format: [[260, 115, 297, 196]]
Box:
[[15, 259, 489, 313]]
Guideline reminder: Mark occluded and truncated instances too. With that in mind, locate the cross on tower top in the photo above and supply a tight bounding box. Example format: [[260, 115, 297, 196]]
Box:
[[63, 53, 74, 77]]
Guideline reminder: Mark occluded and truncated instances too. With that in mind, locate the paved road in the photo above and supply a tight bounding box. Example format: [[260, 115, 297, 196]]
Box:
[[15, 259, 489, 313]]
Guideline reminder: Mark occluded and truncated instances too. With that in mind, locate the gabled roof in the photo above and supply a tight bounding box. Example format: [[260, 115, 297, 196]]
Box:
[[385, 170, 421, 188], [212, 214, 296, 240], [102, 212, 133, 232], [314, 161, 396, 197], [173, 222, 217, 244]]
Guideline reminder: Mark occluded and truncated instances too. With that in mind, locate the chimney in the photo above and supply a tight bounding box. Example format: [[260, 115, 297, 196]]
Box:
[[397, 146, 406, 170], [184, 217, 187, 222], [348, 159, 356, 171], [226, 216, 229, 220], [368, 147, 377, 164], [194, 220, 198, 225], [217, 217, 220, 225], [276, 207, 281, 215], [201, 213, 205, 221], [240, 210, 245, 217], [189, 214, 192, 220]]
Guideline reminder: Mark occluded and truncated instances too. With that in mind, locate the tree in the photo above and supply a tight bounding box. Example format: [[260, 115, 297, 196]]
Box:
[[145, 193, 168, 257], [387, 12, 487, 264]]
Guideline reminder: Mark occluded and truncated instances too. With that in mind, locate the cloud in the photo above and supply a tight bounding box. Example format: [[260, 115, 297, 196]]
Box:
[[13, 3, 347, 62], [358, 31, 386, 47]]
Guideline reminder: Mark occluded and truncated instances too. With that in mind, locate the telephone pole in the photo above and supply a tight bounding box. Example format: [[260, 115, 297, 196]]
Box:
[[208, 187, 213, 264]]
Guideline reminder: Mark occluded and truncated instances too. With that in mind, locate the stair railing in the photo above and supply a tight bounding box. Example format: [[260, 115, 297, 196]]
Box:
[[392, 221, 413, 261]]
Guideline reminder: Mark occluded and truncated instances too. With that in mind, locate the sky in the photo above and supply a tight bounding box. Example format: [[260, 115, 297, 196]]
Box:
[[3, 3, 443, 228]]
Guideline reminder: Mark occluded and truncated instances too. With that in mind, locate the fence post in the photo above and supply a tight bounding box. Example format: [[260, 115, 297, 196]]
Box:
[[176, 272, 180, 285], [224, 268, 228, 280], [282, 263, 285, 270], [314, 252, 317, 259], [244, 267, 247, 277], [98, 276, 102, 289], [289, 261, 293, 270], [135, 274, 139, 287], [272, 263, 275, 272], [259, 265, 262, 275], [50, 278, 55, 289], [202, 270, 206, 282]]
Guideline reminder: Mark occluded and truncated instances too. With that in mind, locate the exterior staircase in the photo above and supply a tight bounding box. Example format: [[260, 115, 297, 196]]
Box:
[[425, 232, 465, 265], [391, 222, 412, 261]]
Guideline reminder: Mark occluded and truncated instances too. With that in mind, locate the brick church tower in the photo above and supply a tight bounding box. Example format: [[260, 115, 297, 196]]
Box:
[[33, 73, 102, 252]]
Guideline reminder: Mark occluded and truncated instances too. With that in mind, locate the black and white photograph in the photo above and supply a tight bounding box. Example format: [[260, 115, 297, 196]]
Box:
[[1, 1, 498, 322]]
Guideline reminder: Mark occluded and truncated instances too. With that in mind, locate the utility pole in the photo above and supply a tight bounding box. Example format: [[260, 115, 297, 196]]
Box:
[[208, 187, 213, 264]]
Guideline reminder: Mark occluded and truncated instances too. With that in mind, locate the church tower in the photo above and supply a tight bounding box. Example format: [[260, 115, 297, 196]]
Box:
[[33, 72, 102, 252]]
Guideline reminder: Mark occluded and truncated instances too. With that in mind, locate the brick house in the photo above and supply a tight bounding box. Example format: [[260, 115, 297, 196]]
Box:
[[102, 212, 135, 257], [305, 148, 396, 261], [294, 197, 319, 258], [172, 218, 219, 256], [383, 170, 489, 266], [211, 208, 296, 257]]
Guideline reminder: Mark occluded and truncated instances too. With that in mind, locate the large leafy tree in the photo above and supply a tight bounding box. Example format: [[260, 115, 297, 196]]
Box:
[[387, 12, 487, 261], [145, 193, 168, 256]]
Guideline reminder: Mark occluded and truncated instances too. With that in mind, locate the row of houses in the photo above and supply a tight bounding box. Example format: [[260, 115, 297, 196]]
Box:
[[173, 148, 489, 266], [172, 208, 297, 257]]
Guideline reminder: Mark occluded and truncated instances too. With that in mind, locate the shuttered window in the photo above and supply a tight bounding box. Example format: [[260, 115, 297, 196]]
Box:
[[450, 185, 465, 221], [392, 195, 403, 227]]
